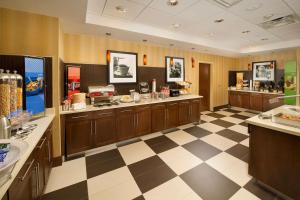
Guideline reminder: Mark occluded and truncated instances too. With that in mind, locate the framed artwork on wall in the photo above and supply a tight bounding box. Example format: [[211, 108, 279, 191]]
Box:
[[107, 50, 138, 83], [165, 56, 185, 83], [252, 61, 276, 81]]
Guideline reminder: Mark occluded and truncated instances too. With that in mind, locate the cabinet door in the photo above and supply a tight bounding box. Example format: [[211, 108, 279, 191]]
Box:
[[178, 101, 190, 125], [241, 93, 250, 109], [190, 99, 200, 123], [9, 156, 38, 200], [116, 108, 135, 141], [250, 93, 263, 111], [263, 94, 284, 112], [229, 92, 238, 107], [166, 102, 179, 129], [44, 129, 53, 184], [36, 137, 47, 196], [151, 104, 166, 132], [135, 106, 151, 136], [94, 110, 116, 147], [66, 114, 93, 155]]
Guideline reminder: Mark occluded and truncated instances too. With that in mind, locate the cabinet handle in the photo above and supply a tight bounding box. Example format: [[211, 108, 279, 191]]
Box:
[[120, 109, 132, 113], [97, 113, 112, 116], [47, 140, 51, 163], [36, 162, 40, 195], [19, 159, 35, 181], [136, 115, 138, 127], [37, 138, 46, 149], [71, 115, 88, 119]]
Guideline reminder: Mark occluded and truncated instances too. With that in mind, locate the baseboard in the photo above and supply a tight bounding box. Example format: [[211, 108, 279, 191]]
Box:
[[213, 104, 229, 111], [52, 156, 63, 167]]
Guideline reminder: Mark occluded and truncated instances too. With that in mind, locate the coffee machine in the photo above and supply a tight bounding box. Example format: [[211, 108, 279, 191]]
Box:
[[0, 116, 11, 139]]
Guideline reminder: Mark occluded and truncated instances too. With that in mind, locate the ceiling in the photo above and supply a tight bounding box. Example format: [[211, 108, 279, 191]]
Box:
[[1, 0, 300, 56]]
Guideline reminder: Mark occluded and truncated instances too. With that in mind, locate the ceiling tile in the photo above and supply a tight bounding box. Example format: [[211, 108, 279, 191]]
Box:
[[87, 0, 106, 14], [102, 0, 146, 20], [269, 22, 300, 40], [149, 0, 200, 15], [283, 0, 300, 16]]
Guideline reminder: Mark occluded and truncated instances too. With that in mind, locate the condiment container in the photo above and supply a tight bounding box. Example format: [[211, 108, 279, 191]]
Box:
[[0, 69, 10, 118], [6, 70, 17, 118], [14, 71, 23, 114]]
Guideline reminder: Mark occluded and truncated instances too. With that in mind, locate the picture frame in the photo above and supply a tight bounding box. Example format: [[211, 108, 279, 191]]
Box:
[[165, 56, 185, 83], [252, 61, 276, 81], [107, 50, 138, 84]]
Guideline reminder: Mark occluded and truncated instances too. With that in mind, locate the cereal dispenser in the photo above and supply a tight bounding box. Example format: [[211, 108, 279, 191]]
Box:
[[0, 69, 10, 118]]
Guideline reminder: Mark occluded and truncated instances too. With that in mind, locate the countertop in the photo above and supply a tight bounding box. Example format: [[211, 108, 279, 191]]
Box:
[[60, 94, 203, 115], [0, 112, 55, 199], [228, 88, 284, 95], [246, 105, 300, 137]]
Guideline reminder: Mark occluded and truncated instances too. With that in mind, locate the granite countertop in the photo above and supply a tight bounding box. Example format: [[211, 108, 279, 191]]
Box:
[[246, 105, 300, 137], [228, 88, 284, 95], [60, 94, 203, 115], [0, 112, 55, 199]]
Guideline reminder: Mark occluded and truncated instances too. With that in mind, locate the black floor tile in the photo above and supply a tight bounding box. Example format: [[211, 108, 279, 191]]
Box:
[[41, 181, 88, 200], [132, 195, 145, 200], [244, 179, 279, 200], [128, 156, 176, 193], [183, 126, 212, 138], [85, 149, 126, 179], [231, 114, 249, 120], [226, 144, 249, 163], [216, 129, 248, 143], [211, 119, 235, 128], [144, 135, 178, 154], [239, 122, 248, 127], [183, 140, 221, 161], [206, 113, 226, 119], [181, 163, 240, 200], [223, 109, 240, 114]]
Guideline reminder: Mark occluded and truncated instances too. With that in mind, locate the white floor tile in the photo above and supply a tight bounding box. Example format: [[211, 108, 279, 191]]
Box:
[[166, 130, 197, 145], [85, 143, 117, 157], [229, 188, 260, 200], [215, 111, 234, 116], [206, 152, 252, 186], [88, 166, 141, 200], [198, 122, 225, 133], [140, 132, 163, 141], [221, 117, 244, 124], [118, 141, 155, 165], [229, 125, 249, 136], [44, 158, 87, 194], [159, 146, 202, 175], [200, 115, 217, 122], [144, 177, 201, 200], [240, 138, 249, 147], [201, 134, 237, 151]]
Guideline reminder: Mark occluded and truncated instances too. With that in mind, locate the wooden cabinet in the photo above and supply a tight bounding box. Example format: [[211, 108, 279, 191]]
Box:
[[263, 94, 284, 112], [249, 93, 263, 111], [44, 126, 53, 185], [190, 99, 201, 123], [229, 91, 240, 107], [9, 155, 38, 200], [65, 113, 93, 155], [93, 110, 116, 147], [151, 104, 166, 132], [116, 107, 135, 141], [178, 101, 190, 125], [36, 136, 47, 196], [166, 102, 179, 129], [240, 92, 250, 109], [135, 106, 151, 136]]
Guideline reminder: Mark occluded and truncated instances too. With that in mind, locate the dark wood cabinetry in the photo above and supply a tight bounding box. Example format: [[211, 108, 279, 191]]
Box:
[[249, 93, 263, 111], [262, 94, 284, 112], [94, 110, 116, 147], [178, 101, 190, 125], [166, 102, 179, 129], [135, 106, 151, 136], [116, 107, 135, 141], [190, 99, 201, 123], [8, 123, 53, 200], [65, 114, 93, 155], [229, 91, 240, 108], [151, 103, 166, 132]]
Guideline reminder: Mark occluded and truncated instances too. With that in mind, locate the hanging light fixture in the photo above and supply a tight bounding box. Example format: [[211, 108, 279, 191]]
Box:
[[143, 54, 147, 65], [106, 50, 111, 63]]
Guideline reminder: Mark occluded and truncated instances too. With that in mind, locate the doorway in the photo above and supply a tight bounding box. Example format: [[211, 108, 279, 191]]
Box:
[[199, 63, 211, 111]]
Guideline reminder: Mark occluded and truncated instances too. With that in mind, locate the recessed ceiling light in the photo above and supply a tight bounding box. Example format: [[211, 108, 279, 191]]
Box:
[[214, 19, 224, 23], [191, 47, 195, 50], [167, 0, 178, 6], [169, 44, 174, 46], [105, 32, 112, 36], [261, 38, 268, 41], [115, 5, 128, 13], [209, 33, 215, 37], [246, 3, 262, 11], [142, 39, 147, 42], [242, 30, 250, 34], [172, 23, 181, 28]]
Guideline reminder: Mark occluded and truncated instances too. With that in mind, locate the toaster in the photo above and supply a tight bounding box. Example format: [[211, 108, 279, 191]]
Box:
[[169, 89, 180, 97]]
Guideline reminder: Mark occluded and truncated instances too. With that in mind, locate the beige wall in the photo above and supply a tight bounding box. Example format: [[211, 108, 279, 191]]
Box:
[[0, 7, 61, 157], [64, 33, 236, 110]]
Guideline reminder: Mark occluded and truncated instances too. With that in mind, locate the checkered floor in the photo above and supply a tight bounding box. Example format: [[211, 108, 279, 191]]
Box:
[[42, 107, 284, 200]]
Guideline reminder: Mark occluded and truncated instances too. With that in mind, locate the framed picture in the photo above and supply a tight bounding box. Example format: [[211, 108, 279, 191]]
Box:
[[252, 61, 276, 81], [107, 50, 138, 83], [165, 56, 185, 83]]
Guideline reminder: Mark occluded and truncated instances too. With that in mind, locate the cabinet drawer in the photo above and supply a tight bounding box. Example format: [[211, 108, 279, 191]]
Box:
[[65, 112, 93, 121], [93, 109, 115, 118]]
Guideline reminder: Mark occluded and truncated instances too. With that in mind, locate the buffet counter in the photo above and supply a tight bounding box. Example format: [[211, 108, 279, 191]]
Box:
[[228, 88, 284, 95]]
